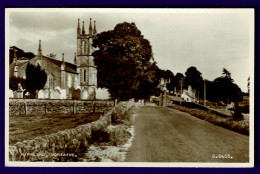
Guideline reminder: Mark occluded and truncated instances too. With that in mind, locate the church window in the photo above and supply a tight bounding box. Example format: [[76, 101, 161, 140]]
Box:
[[84, 41, 87, 54], [84, 69, 86, 82], [82, 41, 87, 55], [48, 74, 54, 89]]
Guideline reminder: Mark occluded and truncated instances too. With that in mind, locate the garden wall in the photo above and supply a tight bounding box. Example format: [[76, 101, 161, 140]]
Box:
[[9, 100, 135, 162], [9, 99, 115, 116]]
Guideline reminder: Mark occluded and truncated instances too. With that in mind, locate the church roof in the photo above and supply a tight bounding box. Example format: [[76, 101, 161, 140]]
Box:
[[42, 56, 78, 74], [9, 60, 29, 77]]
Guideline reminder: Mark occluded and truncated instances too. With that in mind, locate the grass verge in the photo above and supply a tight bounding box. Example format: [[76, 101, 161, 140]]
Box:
[[169, 104, 249, 135]]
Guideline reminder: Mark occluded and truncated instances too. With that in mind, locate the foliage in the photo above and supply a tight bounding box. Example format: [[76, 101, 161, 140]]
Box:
[[93, 22, 157, 100], [184, 66, 203, 97], [9, 77, 26, 91], [9, 46, 35, 64], [25, 63, 47, 96], [172, 72, 184, 91], [210, 68, 243, 103]]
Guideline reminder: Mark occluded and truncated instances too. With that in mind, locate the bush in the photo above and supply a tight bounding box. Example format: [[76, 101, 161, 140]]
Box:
[[88, 129, 110, 145], [106, 125, 131, 146], [239, 105, 249, 114], [9, 77, 26, 91]]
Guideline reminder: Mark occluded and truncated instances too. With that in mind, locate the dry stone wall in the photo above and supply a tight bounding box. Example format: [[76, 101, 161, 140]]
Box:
[[9, 100, 135, 162], [9, 99, 115, 116]]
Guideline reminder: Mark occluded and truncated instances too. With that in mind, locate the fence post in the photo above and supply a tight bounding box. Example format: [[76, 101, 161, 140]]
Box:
[[24, 102, 27, 115], [45, 103, 47, 115], [93, 101, 95, 113], [73, 100, 76, 114], [115, 99, 118, 106]]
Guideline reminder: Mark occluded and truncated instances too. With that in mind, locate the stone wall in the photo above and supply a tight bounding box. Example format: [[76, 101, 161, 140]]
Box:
[[9, 99, 115, 116], [9, 100, 135, 162]]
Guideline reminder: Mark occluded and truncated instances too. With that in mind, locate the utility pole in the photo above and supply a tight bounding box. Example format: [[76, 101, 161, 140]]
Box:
[[179, 77, 183, 105], [204, 79, 206, 107]]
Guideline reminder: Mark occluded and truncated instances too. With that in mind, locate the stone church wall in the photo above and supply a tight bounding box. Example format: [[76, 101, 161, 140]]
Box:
[[31, 57, 62, 88], [9, 99, 115, 116]]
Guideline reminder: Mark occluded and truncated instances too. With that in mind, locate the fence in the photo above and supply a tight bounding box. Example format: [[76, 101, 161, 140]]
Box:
[[9, 99, 115, 116]]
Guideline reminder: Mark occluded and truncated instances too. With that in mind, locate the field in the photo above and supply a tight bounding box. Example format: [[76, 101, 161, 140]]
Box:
[[9, 112, 103, 145]]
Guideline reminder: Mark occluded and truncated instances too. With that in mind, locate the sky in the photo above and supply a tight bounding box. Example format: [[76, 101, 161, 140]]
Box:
[[7, 8, 254, 92]]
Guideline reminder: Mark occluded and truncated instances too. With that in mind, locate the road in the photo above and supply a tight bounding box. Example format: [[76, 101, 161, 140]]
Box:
[[125, 105, 249, 162]]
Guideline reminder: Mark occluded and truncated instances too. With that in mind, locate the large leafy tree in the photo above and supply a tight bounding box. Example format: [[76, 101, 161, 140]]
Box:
[[9, 46, 35, 64], [184, 66, 203, 97], [210, 68, 243, 103], [25, 63, 47, 97], [93, 22, 157, 100]]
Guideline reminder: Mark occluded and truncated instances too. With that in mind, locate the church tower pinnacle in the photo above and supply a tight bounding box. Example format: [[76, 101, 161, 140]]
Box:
[[93, 20, 97, 36], [82, 21, 85, 35], [89, 18, 92, 36], [77, 19, 81, 37], [38, 40, 42, 57]]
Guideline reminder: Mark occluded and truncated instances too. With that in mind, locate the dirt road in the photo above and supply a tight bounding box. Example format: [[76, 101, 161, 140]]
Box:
[[125, 106, 249, 162]]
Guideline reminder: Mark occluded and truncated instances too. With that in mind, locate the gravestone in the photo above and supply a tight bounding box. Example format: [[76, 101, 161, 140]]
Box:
[[81, 88, 89, 100], [88, 87, 96, 99], [9, 89, 14, 98], [72, 89, 81, 100], [38, 89, 45, 99], [15, 83, 24, 98], [49, 89, 54, 99], [60, 89, 67, 99], [44, 88, 49, 99], [53, 88, 61, 99]]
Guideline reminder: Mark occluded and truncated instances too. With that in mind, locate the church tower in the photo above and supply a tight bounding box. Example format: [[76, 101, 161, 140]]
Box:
[[75, 18, 97, 99]]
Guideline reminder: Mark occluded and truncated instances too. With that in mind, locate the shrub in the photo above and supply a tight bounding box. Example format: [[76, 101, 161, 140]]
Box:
[[9, 77, 26, 91], [106, 125, 131, 146], [88, 129, 110, 145]]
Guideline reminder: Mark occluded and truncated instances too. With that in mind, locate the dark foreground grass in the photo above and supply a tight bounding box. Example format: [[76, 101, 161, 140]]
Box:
[[169, 105, 249, 135], [9, 112, 103, 145]]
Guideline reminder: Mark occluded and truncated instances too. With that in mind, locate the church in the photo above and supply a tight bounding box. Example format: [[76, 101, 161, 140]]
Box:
[[9, 18, 98, 100]]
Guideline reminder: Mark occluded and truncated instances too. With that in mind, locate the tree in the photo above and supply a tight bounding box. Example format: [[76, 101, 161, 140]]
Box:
[[212, 68, 243, 103], [24, 52, 35, 59], [93, 22, 156, 100], [173, 73, 184, 91], [222, 68, 232, 80], [9, 46, 35, 64], [25, 63, 47, 97], [9, 77, 26, 91], [184, 66, 203, 97]]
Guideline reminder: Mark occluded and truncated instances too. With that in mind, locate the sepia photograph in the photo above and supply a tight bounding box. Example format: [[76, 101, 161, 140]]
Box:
[[5, 8, 254, 167]]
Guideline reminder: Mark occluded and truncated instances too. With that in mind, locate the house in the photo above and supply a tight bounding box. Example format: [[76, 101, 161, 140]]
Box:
[[181, 85, 197, 102]]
